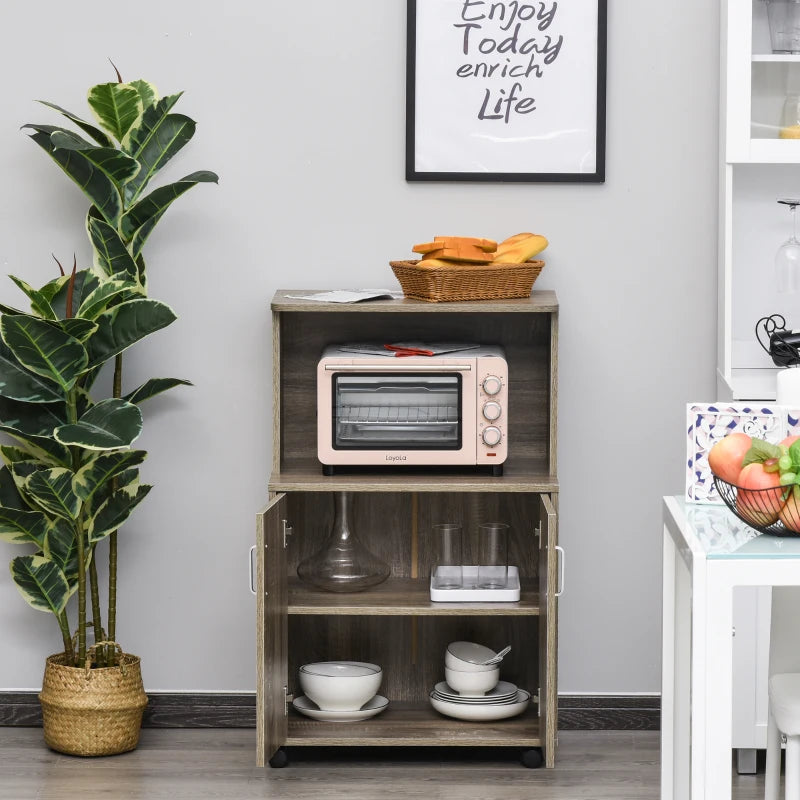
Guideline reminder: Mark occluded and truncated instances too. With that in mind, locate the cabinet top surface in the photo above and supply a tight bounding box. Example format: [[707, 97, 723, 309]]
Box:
[[664, 496, 800, 560], [271, 290, 558, 313]]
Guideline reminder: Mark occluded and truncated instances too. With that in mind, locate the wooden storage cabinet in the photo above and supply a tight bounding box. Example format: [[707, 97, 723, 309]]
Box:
[[257, 292, 559, 768]]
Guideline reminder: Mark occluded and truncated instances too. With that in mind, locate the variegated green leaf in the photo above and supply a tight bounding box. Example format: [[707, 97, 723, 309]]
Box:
[[123, 377, 192, 405], [0, 506, 49, 545], [43, 519, 82, 589], [77, 278, 138, 320], [0, 315, 86, 392], [36, 101, 114, 147], [128, 80, 158, 112], [24, 125, 122, 226], [0, 465, 27, 510], [8, 276, 57, 320], [0, 426, 71, 468], [25, 467, 80, 520], [10, 554, 69, 614], [54, 398, 142, 450], [86, 299, 176, 368], [73, 449, 146, 502], [124, 95, 192, 201], [129, 213, 164, 260], [47, 270, 100, 319], [0, 340, 63, 403], [0, 395, 67, 436], [0, 445, 34, 465], [86, 214, 139, 281], [54, 318, 98, 343], [50, 130, 141, 190], [121, 170, 218, 241], [87, 82, 143, 143], [88, 482, 151, 543]]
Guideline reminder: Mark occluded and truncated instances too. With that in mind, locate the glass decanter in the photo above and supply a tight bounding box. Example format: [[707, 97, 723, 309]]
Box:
[[776, 198, 800, 293], [297, 492, 390, 592]]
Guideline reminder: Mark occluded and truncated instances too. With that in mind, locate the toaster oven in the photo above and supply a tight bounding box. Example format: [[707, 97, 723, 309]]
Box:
[[317, 345, 508, 475]]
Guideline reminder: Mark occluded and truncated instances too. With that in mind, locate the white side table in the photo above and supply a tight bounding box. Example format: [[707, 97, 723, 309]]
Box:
[[662, 496, 800, 800]]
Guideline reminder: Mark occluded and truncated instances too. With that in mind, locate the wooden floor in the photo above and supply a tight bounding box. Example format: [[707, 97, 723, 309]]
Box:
[[0, 727, 774, 799]]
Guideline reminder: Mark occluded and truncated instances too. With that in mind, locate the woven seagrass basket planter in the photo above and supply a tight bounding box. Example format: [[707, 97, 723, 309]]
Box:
[[39, 648, 148, 757]]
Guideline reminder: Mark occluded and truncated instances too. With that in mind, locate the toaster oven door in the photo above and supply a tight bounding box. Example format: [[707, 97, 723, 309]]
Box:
[[332, 373, 462, 450]]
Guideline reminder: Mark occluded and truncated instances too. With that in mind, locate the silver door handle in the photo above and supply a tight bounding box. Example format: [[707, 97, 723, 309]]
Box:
[[324, 364, 471, 371], [555, 545, 565, 597], [249, 545, 256, 596]]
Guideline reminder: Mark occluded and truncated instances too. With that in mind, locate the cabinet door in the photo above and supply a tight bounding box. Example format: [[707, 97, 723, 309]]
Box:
[[256, 494, 287, 767], [538, 493, 558, 767]]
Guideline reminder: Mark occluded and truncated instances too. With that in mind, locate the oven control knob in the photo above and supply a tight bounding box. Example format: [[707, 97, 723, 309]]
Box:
[[482, 426, 502, 447], [482, 375, 502, 396], [482, 401, 502, 421]]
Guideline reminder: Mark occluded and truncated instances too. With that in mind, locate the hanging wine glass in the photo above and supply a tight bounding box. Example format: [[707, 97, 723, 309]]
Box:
[[776, 198, 800, 293]]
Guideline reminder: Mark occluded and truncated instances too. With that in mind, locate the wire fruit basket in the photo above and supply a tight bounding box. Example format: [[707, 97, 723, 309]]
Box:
[[714, 476, 800, 537]]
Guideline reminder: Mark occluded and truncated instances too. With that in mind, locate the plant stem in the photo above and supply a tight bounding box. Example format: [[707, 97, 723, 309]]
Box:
[[66, 388, 86, 667], [88, 546, 105, 666], [107, 353, 123, 660], [57, 611, 73, 663]]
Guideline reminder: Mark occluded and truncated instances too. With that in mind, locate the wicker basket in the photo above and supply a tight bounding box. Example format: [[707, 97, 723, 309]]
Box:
[[39, 644, 148, 756], [390, 259, 544, 302]]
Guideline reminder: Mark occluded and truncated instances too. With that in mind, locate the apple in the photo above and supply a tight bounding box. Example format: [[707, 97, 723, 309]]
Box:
[[779, 486, 800, 532], [736, 462, 785, 526], [708, 432, 752, 484]]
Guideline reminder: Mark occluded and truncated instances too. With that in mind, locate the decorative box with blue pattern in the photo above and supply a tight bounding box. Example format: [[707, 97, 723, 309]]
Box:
[[686, 403, 800, 504]]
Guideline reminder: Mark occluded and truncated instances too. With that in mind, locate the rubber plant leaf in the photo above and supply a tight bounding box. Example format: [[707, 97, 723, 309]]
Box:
[[23, 125, 122, 226], [8, 276, 57, 320], [87, 82, 143, 143], [37, 101, 114, 147], [88, 482, 151, 543], [86, 214, 140, 281], [0, 395, 68, 436], [0, 314, 87, 392], [0, 426, 71, 468], [52, 318, 98, 343], [0, 506, 49, 545], [73, 449, 147, 503], [120, 170, 219, 242], [128, 80, 158, 114], [48, 270, 100, 319], [25, 467, 81, 520], [0, 340, 63, 403], [49, 130, 141, 190], [0, 465, 27, 510], [10, 554, 70, 614], [43, 519, 83, 592], [54, 398, 143, 451], [124, 97, 194, 201], [86, 299, 176, 368], [123, 377, 192, 405], [76, 278, 139, 320]]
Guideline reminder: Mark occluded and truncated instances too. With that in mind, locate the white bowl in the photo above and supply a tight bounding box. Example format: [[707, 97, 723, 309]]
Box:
[[298, 661, 382, 711], [445, 641, 499, 672], [444, 665, 500, 696]]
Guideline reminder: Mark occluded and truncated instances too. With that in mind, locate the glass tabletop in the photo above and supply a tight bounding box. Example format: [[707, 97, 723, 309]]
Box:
[[675, 497, 800, 559]]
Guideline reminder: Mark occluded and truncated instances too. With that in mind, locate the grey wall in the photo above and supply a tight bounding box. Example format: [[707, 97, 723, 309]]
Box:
[[0, 0, 718, 693]]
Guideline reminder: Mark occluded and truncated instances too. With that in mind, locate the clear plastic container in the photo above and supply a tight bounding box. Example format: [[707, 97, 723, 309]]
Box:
[[766, 0, 800, 54]]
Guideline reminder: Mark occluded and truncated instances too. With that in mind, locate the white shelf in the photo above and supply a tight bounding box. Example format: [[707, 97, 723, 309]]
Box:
[[752, 55, 800, 62]]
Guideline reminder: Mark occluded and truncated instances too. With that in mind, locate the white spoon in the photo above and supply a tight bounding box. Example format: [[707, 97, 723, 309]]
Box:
[[480, 645, 511, 665]]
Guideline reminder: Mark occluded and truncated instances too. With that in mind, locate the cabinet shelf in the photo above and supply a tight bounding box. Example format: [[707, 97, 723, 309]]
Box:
[[288, 577, 540, 616], [287, 701, 541, 747], [269, 463, 558, 493]]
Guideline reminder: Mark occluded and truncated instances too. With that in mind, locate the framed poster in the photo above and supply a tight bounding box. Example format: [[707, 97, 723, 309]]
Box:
[[406, 0, 607, 182]]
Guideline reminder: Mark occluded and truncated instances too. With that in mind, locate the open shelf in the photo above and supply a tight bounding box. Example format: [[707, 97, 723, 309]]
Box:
[[286, 701, 540, 746], [288, 577, 540, 616]]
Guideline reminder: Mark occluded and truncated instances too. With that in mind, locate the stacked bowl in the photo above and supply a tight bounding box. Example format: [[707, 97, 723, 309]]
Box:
[[292, 661, 389, 722], [430, 642, 530, 721]]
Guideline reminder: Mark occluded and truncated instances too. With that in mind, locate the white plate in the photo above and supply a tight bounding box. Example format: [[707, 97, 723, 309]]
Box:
[[433, 680, 518, 702], [429, 689, 531, 722], [292, 694, 389, 722], [432, 692, 519, 706]]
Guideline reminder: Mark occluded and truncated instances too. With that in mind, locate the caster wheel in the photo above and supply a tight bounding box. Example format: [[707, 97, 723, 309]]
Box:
[[268, 747, 289, 768], [520, 748, 543, 769]]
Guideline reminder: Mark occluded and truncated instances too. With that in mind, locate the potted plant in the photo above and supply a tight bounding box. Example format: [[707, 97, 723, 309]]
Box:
[[0, 71, 217, 755]]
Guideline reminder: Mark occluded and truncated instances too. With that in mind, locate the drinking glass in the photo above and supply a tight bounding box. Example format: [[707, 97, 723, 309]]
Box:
[[477, 523, 509, 589], [776, 199, 800, 293], [432, 524, 463, 590]]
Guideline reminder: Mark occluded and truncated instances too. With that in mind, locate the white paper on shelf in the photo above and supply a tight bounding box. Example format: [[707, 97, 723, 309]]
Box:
[[285, 289, 404, 303]]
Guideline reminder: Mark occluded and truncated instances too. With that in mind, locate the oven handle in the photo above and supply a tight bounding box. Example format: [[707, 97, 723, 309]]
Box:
[[324, 364, 472, 372]]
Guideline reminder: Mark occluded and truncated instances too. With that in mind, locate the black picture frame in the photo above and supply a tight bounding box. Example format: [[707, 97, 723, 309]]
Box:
[[406, 0, 607, 183]]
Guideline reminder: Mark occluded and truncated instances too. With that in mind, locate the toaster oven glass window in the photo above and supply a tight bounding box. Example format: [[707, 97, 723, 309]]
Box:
[[332, 374, 462, 449]]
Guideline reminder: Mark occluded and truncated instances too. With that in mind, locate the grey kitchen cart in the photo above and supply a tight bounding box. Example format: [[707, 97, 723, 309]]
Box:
[[256, 290, 560, 768]]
